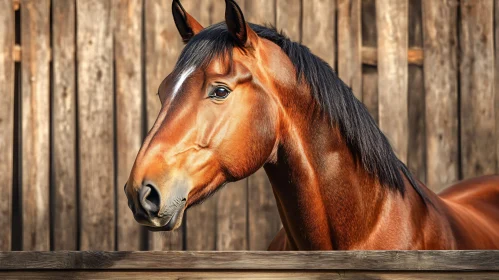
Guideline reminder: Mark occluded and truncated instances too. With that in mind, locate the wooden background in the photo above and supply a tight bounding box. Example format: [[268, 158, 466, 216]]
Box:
[[0, 0, 497, 251]]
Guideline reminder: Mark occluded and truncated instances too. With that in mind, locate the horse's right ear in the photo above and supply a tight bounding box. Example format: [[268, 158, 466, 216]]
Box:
[[172, 0, 204, 43], [225, 0, 258, 47]]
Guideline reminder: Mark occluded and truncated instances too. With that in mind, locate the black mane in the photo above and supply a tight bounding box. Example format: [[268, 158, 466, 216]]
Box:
[[175, 22, 426, 200]]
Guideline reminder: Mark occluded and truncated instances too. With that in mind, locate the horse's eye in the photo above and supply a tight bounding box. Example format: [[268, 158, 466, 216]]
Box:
[[210, 87, 231, 99]]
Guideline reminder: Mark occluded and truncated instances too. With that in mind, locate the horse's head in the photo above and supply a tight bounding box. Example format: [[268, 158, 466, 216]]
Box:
[[125, 0, 296, 230]]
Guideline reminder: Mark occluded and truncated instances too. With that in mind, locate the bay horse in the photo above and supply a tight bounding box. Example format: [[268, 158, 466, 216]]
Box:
[[125, 0, 499, 250]]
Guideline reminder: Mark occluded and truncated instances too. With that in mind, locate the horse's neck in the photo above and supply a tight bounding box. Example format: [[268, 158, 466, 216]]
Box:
[[264, 117, 434, 250]]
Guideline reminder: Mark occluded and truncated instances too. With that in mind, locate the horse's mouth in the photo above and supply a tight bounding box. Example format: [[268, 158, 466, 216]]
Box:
[[145, 207, 185, 232]]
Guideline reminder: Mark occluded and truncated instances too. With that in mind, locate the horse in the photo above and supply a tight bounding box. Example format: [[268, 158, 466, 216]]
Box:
[[124, 0, 499, 250]]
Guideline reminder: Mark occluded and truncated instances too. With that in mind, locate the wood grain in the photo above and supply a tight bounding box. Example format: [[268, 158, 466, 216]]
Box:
[[422, 0, 459, 191], [459, 0, 496, 178], [361, 0, 378, 123], [0, 0, 14, 251], [1, 251, 498, 271], [52, 0, 77, 251], [144, 0, 183, 250], [1, 271, 498, 280], [302, 0, 336, 68], [276, 0, 302, 42], [407, 0, 425, 183], [337, 0, 362, 100], [244, 0, 282, 251], [77, 0, 115, 250], [114, 0, 143, 251], [216, 180, 248, 250], [21, 0, 50, 251], [376, 0, 409, 162]]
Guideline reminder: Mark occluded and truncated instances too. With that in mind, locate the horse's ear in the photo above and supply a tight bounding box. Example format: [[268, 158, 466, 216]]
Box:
[[172, 0, 204, 43], [225, 0, 258, 47]]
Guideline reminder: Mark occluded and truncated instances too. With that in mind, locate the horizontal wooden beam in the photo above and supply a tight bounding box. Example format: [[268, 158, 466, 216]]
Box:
[[0, 271, 496, 279], [0, 251, 498, 271], [12, 45, 423, 67], [362, 46, 424, 66]]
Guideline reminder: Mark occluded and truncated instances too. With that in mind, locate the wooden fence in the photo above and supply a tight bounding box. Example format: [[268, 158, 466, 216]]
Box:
[[0, 0, 497, 252], [1, 251, 498, 279]]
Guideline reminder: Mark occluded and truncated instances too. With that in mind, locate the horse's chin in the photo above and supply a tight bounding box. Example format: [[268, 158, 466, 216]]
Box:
[[145, 208, 185, 232]]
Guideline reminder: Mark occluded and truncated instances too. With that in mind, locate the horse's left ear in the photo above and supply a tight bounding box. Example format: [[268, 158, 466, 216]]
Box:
[[172, 0, 204, 43], [225, 0, 258, 47]]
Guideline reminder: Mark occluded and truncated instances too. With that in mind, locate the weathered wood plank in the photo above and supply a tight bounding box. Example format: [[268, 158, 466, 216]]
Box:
[[460, 0, 496, 178], [144, 0, 183, 250], [302, 0, 336, 68], [338, 0, 362, 100], [183, 0, 218, 251], [114, 0, 143, 251], [77, 0, 115, 250], [52, 0, 77, 251], [407, 0, 425, 183], [422, 0, 459, 191], [1, 271, 498, 280], [361, 0, 378, 123], [20, 0, 50, 251], [216, 180, 248, 250], [0, 0, 14, 251], [1, 251, 498, 271], [276, 0, 302, 42], [376, 0, 409, 162], [244, 0, 281, 251]]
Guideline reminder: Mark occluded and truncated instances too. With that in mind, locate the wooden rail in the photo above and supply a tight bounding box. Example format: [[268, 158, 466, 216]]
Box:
[[11, 44, 423, 66], [0, 251, 498, 279]]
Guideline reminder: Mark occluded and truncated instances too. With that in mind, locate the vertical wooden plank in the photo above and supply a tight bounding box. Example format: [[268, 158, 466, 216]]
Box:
[[184, 0, 221, 251], [376, 0, 409, 163], [77, 0, 115, 250], [52, 0, 77, 250], [244, 0, 282, 251], [114, 0, 143, 251], [0, 0, 14, 251], [407, 0, 425, 183], [276, 0, 302, 42], [361, 0, 378, 123], [302, 0, 336, 68], [216, 180, 248, 250], [460, 0, 496, 178], [197, 0, 224, 26], [21, 0, 50, 251], [422, 0, 458, 191], [337, 0, 362, 100], [145, 0, 183, 251]]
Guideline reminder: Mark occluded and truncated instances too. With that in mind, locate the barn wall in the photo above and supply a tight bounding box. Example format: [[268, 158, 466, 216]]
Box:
[[0, 0, 496, 251]]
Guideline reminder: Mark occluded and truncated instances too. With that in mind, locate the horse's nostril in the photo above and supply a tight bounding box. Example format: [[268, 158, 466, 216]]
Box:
[[146, 184, 160, 210], [139, 184, 161, 215]]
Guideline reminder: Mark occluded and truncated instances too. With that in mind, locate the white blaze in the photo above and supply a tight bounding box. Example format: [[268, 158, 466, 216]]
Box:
[[172, 66, 195, 99]]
